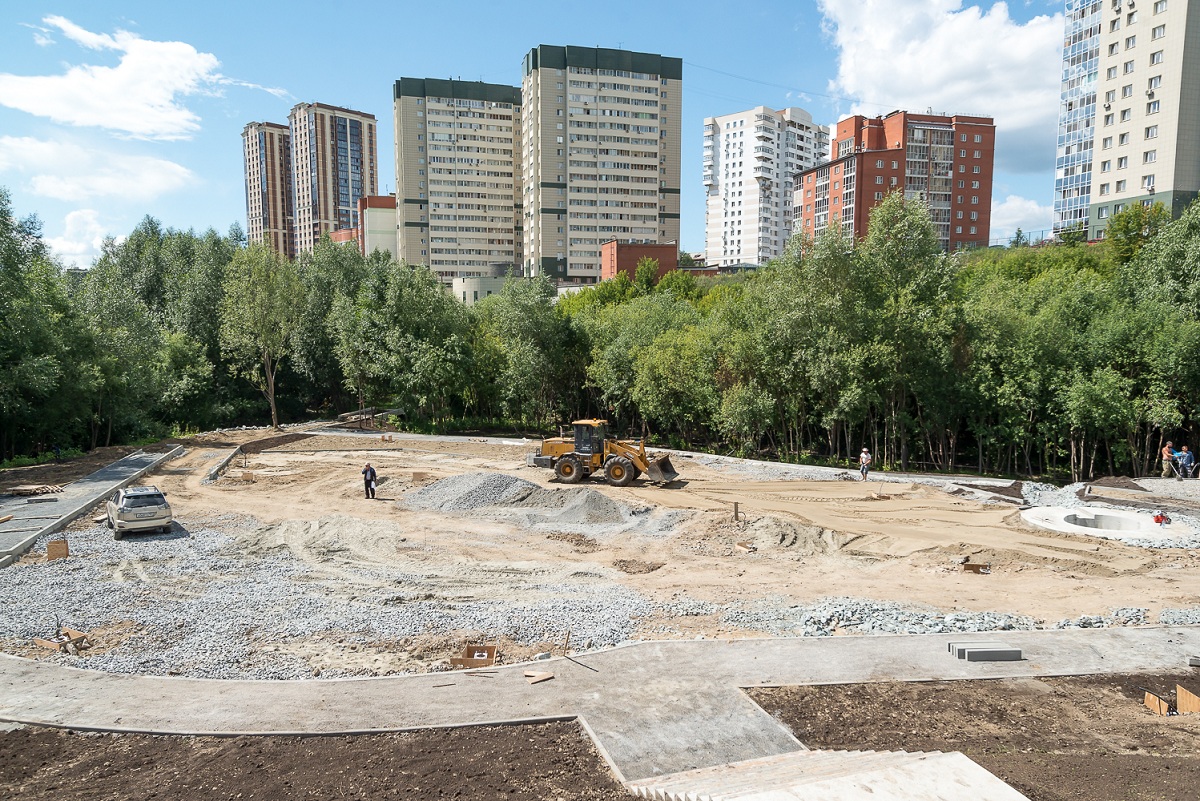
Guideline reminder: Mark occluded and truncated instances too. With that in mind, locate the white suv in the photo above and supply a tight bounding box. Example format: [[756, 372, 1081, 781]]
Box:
[[106, 486, 173, 539]]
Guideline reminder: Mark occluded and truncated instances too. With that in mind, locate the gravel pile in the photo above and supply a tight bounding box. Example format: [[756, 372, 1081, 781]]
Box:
[[1159, 607, 1200, 626], [720, 596, 1038, 637], [405, 472, 538, 512], [1053, 607, 1151, 629]]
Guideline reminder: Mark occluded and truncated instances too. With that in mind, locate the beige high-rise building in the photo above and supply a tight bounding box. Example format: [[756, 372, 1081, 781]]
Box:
[[393, 78, 522, 281], [703, 106, 828, 266], [520, 45, 682, 283], [288, 102, 378, 254], [241, 121, 294, 258], [1088, 0, 1200, 237]]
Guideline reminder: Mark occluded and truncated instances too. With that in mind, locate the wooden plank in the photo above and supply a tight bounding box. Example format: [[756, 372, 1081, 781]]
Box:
[[1144, 691, 1172, 716], [0, 514, 12, 524], [1177, 684, 1200, 715], [46, 540, 69, 561], [524, 671, 554, 685]]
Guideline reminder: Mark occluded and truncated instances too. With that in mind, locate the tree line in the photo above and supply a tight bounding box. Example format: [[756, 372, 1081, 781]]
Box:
[[3, 184, 1198, 480]]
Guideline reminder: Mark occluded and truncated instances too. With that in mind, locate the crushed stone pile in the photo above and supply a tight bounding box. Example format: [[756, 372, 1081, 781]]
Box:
[[1054, 607, 1150, 629], [405, 472, 538, 512], [720, 596, 1039, 637]]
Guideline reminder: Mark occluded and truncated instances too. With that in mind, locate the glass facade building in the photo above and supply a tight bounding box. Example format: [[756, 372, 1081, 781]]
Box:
[[1053, 1, 1103, 233]]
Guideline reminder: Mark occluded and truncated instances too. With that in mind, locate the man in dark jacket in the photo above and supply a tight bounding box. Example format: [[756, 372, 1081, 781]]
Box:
[[362, 463, 377, 499]]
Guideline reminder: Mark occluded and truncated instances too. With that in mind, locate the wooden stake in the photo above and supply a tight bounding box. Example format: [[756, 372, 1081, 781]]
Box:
[[733, 502, 739, 521]]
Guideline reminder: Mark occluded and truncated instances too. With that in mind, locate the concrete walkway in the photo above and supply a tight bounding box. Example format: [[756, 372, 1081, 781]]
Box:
[[0, 447, 184, 568], [2, 627, 1197, 781]]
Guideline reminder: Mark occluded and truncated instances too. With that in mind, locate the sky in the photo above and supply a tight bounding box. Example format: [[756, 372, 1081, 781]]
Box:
[[0, 0, 1067, 267]]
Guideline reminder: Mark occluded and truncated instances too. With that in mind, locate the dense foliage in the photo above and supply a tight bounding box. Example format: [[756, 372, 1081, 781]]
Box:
[[3, 185, 1199, 480]]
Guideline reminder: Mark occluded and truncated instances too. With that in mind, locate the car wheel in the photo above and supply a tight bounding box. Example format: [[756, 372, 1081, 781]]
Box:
[[604, 456, 635, 487], [105, 515, 114, 529], [113, 530, 124, 541], [161, 524, 172, 534]]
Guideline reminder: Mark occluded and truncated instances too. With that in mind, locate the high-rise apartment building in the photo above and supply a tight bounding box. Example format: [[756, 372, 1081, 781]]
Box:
[[241, 121, 294, 258], [703, 106, 828, 267], [393, 78, 522, 281], [288, 102, 378, 254], [520, 45, 682, 283], [1087, 0, 1200, 237], [1053, 1, 1103, 234], [794, 111, 995, 251]]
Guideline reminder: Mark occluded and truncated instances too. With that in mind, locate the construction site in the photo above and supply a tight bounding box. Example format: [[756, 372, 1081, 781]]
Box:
[[1, 422, 1199, 800]]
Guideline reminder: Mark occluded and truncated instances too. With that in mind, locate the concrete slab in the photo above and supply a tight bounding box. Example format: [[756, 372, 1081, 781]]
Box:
[[948, 641, 1010, 657], [964, 647, 1023, 662], [0, 447, 184, 568]]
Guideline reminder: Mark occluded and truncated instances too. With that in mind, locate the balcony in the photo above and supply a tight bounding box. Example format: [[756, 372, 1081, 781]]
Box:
[[753, 165, 773, 178], [754, 127, 773, 140]]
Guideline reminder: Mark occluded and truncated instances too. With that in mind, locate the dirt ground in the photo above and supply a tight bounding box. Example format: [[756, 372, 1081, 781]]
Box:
[[750, 673, 1200, 801], [0, 722, 628, 800], [145, 431, 1200, 629]]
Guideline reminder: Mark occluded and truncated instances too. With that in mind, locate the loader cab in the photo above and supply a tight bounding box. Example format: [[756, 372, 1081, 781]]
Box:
[[572, 420, 608, 457]]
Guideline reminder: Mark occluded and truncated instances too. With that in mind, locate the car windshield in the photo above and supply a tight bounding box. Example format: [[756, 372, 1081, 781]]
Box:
[[122, 495, 166, 509]]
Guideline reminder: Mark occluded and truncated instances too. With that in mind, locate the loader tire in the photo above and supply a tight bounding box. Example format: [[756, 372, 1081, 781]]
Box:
[[605, 456, 635, 487], [555, 455, 584, 484]]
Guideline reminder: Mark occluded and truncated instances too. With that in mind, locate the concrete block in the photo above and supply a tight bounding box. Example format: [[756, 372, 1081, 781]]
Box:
[[949, 641, 1011, 658], [1189, 656, 1200, 668], [964, 647, 1023, 662]]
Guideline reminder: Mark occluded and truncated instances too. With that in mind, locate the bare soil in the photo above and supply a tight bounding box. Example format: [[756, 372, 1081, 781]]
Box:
[[750, 673, 1200, 801], [0, 722, 628, 800]]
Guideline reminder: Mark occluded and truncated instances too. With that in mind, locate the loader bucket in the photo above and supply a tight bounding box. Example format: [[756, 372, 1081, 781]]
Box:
[[645, 454, 679, 483]]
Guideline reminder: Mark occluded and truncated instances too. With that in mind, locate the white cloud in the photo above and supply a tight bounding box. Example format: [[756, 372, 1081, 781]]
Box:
[[818, 1, 1062, 174], [0, 136, 195, 202], [0, 16, 288, 140], [45, 209, 119, 267], [990, 194, 1054, 240]]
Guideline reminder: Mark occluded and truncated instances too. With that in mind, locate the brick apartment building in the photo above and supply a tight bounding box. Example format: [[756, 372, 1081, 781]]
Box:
[[794, 111, 995, 251], [599, 240, 678, 281]]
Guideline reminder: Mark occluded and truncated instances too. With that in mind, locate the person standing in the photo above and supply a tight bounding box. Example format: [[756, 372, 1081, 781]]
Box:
[[859, 447, 872, 481], [1178, 446, 1195, 480], [1161, 441, 1177, 478], [362, 462, 377, 499]]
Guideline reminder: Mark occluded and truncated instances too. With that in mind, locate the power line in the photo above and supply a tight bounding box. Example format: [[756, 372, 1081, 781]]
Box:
[[685, 60, 896, 111]]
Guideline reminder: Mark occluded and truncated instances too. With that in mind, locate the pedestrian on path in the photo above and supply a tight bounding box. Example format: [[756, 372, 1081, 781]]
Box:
[[1161, 442, 1177, 478], [1179, 446, 1194, 480], [859, 447, 872, 481], [362, 463, 377, 499]]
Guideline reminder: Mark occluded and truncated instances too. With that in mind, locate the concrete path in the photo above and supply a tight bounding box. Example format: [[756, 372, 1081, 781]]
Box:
[[0, 448, 184, 568], [2, 627, 1197, 781]]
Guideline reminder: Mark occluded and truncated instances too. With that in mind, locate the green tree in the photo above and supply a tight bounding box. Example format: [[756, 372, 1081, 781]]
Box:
[[633, 256, 659, 295], [677, 250, 696, 268], [1105, 201, 1171, 265], [219, 244, 304, 428]]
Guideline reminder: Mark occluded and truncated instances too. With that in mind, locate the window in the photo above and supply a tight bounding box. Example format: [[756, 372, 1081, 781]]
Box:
[[1122, 84, 1133, 97], [1099, 183, 1110, 195], [1147, 100, 1160, 114], [1117, 156, 1128, 169], [1107, 66, 1119, 79], [1148, 75, 1162, 90], [1151, 50, 1164, 64], [1124, 60, 1135, 74], [1143, 174, 1156, 189], [1144, 150, 1157, 163], [1108, 42, 1120, 56], [959, 133, 967, 142], [874, 192, 883, 200], [891, 161, 898, 169], [972, 165, 981, 174], [970, 211, 978, 221], [955, 211, 963, 219], [1102, 136, 1113, 149], [958, 164, 966, 173], [1104, 113, 1115, 126], [971, 196, 979, 204], [973, 134, 982, 143], [1120, 109, 1132, 122], [1152, 25, 1166, 40], [874, 175, 883, 184], [958, 180, 965, 188], [875, 159, 884, 168], [973, 150, 981, 158], [956, 195, 964, 204], [1105, 90, 1116, 103], [1125, 36, 1136, 49], [1119, 133, 1130, 145], [1099, 207, 1110, 219], [1128, 11, 1138, 24], [1115, 203, 1127, 212], [971, 180, 980, 189], [1110, 19, 1121, 32], [1154, 0, 1168, 12], [1101, 160, 1112, 172], [969, 226, 977, 235], [1145, 124, 1158, 138], [955, 226, 963, 234], [1116, 180, 1127, 192], [960, 149, 967, 158]]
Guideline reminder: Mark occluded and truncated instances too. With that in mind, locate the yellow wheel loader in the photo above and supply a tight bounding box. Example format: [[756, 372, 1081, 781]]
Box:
[[526, 419, 679, 486]]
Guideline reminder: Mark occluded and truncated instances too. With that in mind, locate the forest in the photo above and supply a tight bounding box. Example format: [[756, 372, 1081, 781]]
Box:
[[3, 184, 1199, 481]]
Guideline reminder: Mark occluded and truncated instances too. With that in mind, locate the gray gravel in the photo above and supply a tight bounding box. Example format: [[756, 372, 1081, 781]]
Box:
[[1160, 607, 1200, 626], [718, 596, 1038, 637]]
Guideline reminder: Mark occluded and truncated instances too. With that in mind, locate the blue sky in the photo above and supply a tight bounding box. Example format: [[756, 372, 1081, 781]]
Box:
[[0, 0, 1065, 266]]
